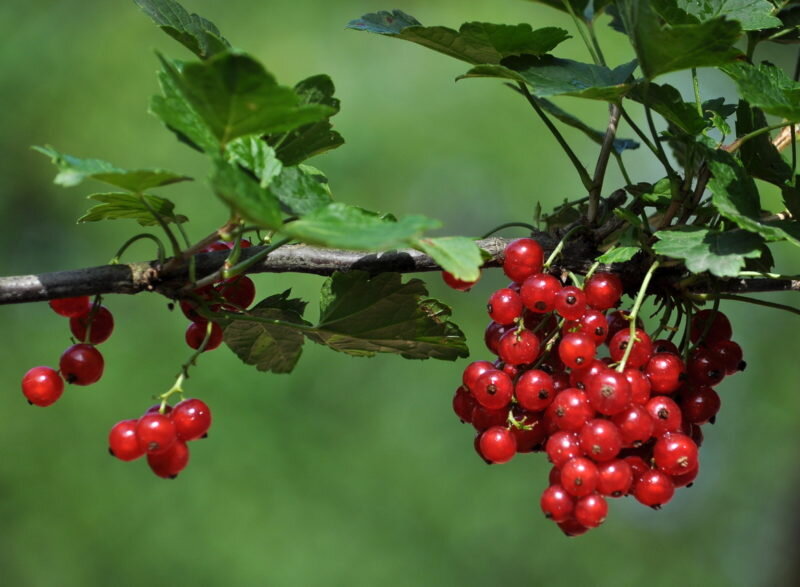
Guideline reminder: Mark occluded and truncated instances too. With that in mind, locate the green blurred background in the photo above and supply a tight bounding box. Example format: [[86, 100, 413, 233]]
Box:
[[1, 1, 799, 585]]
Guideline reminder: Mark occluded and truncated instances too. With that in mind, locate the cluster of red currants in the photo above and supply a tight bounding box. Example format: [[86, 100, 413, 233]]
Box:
[[21, 295, 113, 406], [447, 238, 745, 536], [108, 398, 211, 478], [179, 239, 257, 351]]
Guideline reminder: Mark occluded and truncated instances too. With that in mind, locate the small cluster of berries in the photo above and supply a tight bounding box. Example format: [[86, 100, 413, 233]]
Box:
[[446, 238, 745, 536], [21, 295, 113, 406], [108, 398, 211, 478], [179, 239, 257, 351]]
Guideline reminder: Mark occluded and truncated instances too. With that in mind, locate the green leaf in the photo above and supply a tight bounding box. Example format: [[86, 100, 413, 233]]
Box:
[[225, 137, 283, 188], [307, 271, 468, 360], [615, 0, 742, 79], [282, 203, 440, 250], [33, 146, 191, 191], [77, 192, 187, 226], [413, 237, 483, 282], [536, 98, 639, 153], [347, 12, 570, 65], [675, 0, 782, 31], [721, 62, 800, 121], [628, 83, 707, 135], [265, 75, 344, 166], [210, 158, 282, 229], [735, 101, 799, 189], [268, 166, 333, 216], [653, 226, 763, 276], [637, 177, 673, 206], [154, 52, 335, 149], [223, 291, 310, 374], [461, 56, 638, 101], [597, 246, 640, 263], [133, 0, 229, 59]]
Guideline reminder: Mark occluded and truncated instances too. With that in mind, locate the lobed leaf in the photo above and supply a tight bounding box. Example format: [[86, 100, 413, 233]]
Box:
[[674, 0, 782, 31], [77, 192, 187, 226], [653, 226, 763, 276], [722, 62, 800, 122], [134, 0, 229, 59], [210, 158, 283, 229], [596, 246, 640, 264], [628, 83, 707, 135], [413, 236, 483, 282]]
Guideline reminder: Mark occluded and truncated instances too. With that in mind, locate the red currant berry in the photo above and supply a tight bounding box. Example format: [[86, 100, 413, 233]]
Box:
[[171, 398, 212, 441], [497, 329, 540, 365], [690, 309, 732, 345], [606, 310, 642, 341], [653, 339, 680, 355], [679, 385, 721, 425], [560, 457, 600, 497], [510, 411, 546, 453], [609, 328, 653, 369], [645, 396, 683, 436], [571, 310, 609, 345], [653, 432, 699, 476], [108, 419, 145, 461], [49, 296, 91, 318], [540, 484, 575, 523], [520, 273, 561, 313], [569, 359, 605, 391], [585, 368, 632, 416], [633, 469, 675, 508], [546, 388, 594, 432], [478, 426, 517, 463], [147, 440, 190, 479], [558, 333, 597, 370], [624, 455, 650, 483], [671, 462, 700, 488], [624, 368, 651, 405], [21, 366, 64, 407], [462, 361, 495, 393], [545, 431, 584, 467], [217, 276, 256, 310], [709, 340, 745, 374], [503, 238, 544, 283], [473, 370, 514, 410], [574, 493, 608, 528], [484, 322, 512, 355], [579, 419, 623, 462], [645, 353, 686, 394], [687, 347, 726, 386], [584, 272, 623, 311], [69, 305, 114, 345], [554, 286, 587, 321], [556, 517, 590, 537], [596, 459, 633, 497], [59, 344, 104, 386], [453, 387, 476, 423], [487, 288, 523, 325], [548, 465, 562, 486], [515, 369, 555, 411], [144, 404, 173, 416], [471, 405, 509, 432], [136, 413, 178, 455], [612, 405, 655, 446], [185, 321, 223, 351], [442, 271, 479, 291]]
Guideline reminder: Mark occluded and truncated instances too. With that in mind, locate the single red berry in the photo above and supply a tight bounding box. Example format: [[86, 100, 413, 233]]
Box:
[[560, 457, 600, 497], [558, 332, 597, 370], [478, 426, 517, 463], [554, 286, 587, 321], [653, 339, 680, 355], [596, 459, 633, 497], [679, 385, 721, 425], [645, 396, 683, 436], [59, 344, 104, 386], [108, 419, 145, 462], [473, 369, 514, 410], [21, 366, 64, 407], [136, 413, 178, 455], [510, 410, 546, 453], [515, 369, 555, 411], [624, 368, 651, 405], [453, 387, 476, 423], [147, 440, 190, 479], [217, 275, 256, 310], [520, 273, 561, 313], [462, 361, 495, 393], [471, 405, 509, 432], [546, 388, 595, 432], [609, 328, 653, 369], [556, 517, 590, 537], [633, 469, 675, 508], [442, 271, 479, 291], [624, 455, 650, 484], [612, 405, 655, 446], [579, 419, 623, 462], [540, 484, 575, 523], [69, 305, 115, 345], [653, 432, 699, 476], [545, 431, 584, 467], [185, 321, 223, 351], [49, 296, 91, 318], [503, 238, 544, 283], [171, 398, 212, 441], [585, 368, 632, 416], [548, 465, 562, 486], [709, 340, 745, 374], [645, 353, 686, 394], [687, 347, 726, 386], [671, 462, 700, 488], [690, 309, 732, 345], [574, 493, 608, 528], [203, 240, 232, 252], [484, 322, 512, 355], [569, 310, 609, 345], [497, 329, 540, 365], [584, 272, 623, 311], [487, 288, 523, 325], [569, 359, 605, 391]]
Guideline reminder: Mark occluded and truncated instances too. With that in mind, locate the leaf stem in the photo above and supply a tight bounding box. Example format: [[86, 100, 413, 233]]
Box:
[[480, 222, 536, 239], [110, 233, 166, 265], [560, 0, 600, 65], [191, 237, 292, 290], [692, 293, 800, 317], [138, 193, 182, 256], [616, 260, 660, 372], [691, 69, 703, 118], [725, 122, 795, 153]]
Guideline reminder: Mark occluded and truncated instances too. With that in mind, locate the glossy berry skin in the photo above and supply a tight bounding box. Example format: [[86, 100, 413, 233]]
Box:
[[584, 272, 623, 311], [108, 419, 145, 462], [487, 288, 523, 325], [679, 385, 721, 424], [579, 419, 623, 462], [624, 456, 650, 483], [473, 370, 514, 410], [147, 440, 190, 479], [560, 457, 599, 497], [49, 296, 91, 318], [596, 459, 633, 497], [217, 276, 256, 310], [442, 271, 478, 291], [609, 328, 653, 369], [653, 339, 680, 355], [546, 431, 584, 467], [503, 238, 544, 283], [671, 463, 700, 488], [557, 517, 590, 537], [136, 413, 178, 455], [645, 396, 683, 437], [484, 322, 512, 355], [497, 329, 540, 365], [515, 369, 555, 411], [471, 405, 509, 432], [654, 433, 699, 476], [612, 405, 655, 446], [606, 310, 642, 341], [478, 426, 517, 463], [569, 310, 609, 345], [69, 305, 114, 345], [546, 388, 594, 432], [171, 398, 212, 441], [520, 273, 561, 313], [21, 366, 64, 407], [540, 484, 575, 522], [569, 359, 605, 391], [453, 387, 476, 423], [574, 494, 608, 528], [687, 348, 726, 386], [585, 369, 631, 416], [690, 309, 732, 345], [59, 344, 104, 386], [462, 361, 495, 394], [710, 340, 744, 374], [558, 333, 597, 370], [645, 353, 685, 394], [633, 469, 675, 508], [511, 411, 546, 453], [554, 286, 587, 321], [185, 321, 223, 351], [624, 368, 651, 405]]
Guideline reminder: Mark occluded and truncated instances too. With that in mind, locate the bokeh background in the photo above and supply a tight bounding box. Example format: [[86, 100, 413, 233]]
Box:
[[1, 1, 799, 585]]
